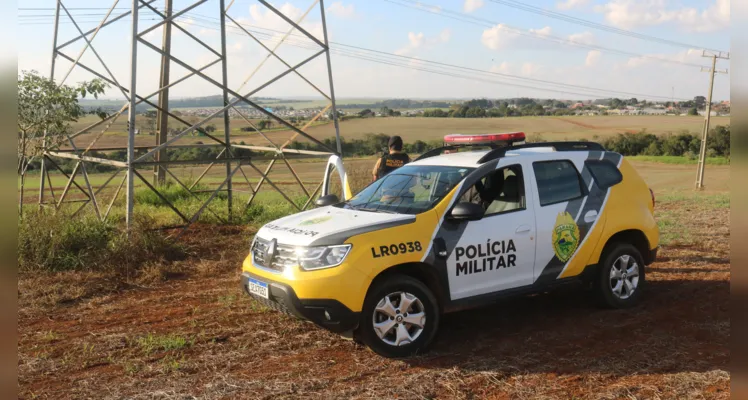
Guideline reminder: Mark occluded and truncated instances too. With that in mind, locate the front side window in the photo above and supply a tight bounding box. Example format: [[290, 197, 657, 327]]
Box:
[[339, 165, 474, 214], [458, 165, 525, 216], [533, 160, 585, 206]]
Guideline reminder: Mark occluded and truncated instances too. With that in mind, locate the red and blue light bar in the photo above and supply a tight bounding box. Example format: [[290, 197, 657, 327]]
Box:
[[443, 132, 526, 145]]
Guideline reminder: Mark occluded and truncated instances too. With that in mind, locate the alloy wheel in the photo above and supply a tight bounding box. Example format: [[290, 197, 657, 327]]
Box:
[[610, 254, 640, 300], [371, 291, 426, 346]]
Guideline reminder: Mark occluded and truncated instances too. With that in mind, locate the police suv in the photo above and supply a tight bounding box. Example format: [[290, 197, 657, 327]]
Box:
[[241, 132, 659, 358]]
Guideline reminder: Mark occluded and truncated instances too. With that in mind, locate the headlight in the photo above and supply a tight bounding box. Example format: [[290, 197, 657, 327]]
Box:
[[295, 244, 352, 271]]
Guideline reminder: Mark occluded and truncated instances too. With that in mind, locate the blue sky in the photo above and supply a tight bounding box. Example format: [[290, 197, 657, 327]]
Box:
[[14, 0, 731, 101]]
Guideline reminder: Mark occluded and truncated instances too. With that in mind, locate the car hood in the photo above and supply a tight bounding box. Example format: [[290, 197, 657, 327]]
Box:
[[255, 206, 417, 247]]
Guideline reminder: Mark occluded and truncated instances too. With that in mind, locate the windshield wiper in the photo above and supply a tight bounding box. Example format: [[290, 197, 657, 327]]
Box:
[[353, 206, 399, 214]]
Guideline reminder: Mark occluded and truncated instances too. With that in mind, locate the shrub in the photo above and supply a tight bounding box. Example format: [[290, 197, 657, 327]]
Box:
[[134, 182, 211, 206], [708, 125, 730, 157], [18, 211, 184, 272], [660, 133, 700, 156], [643, 141, 662, 156]]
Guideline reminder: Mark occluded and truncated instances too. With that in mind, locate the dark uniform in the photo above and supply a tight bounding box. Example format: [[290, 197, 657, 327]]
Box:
[[376, 152, 411, 180]]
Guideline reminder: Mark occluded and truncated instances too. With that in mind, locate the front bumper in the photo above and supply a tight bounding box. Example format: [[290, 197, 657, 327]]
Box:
[[240, 272, 360, 334]]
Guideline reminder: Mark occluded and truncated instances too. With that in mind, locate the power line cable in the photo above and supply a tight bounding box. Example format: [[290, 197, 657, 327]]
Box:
[[18, 8, 691, 100], [487, 0, 725, 53], [384, 0, 708, 68], [185, 14, 689, 100]]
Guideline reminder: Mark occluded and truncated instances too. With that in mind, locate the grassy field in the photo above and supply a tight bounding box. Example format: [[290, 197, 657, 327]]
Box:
[[69, 114, 730, 149], [17, 159, 730, 398]]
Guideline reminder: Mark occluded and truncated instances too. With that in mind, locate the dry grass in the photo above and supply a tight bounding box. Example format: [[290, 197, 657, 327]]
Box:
[[17, 163, 730, 399], [68, 115, 730, 150]]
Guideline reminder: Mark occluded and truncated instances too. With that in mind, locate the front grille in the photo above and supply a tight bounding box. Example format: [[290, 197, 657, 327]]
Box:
[[251, 238, 298, 273]]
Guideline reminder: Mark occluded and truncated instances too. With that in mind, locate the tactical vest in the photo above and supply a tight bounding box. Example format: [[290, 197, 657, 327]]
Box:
[[376, 152, 410, 179]]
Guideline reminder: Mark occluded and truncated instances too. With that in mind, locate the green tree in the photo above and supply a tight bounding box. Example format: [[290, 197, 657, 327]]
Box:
[[688, 107, 698, 116], [17, 70, 109, 212], [465, 106, 486, 118], [379, 106, 394, 116], [144, 110, 157, 134], [708, 125, 730, 157], [257, 119, 272, 130]]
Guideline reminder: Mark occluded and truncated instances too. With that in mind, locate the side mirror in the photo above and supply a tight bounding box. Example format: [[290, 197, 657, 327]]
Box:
[[315, 194, 340, 207], [449, 202, 485, 221]]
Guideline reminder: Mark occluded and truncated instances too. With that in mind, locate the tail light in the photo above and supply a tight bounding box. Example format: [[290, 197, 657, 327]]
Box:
[[649, 188, 655, 208]]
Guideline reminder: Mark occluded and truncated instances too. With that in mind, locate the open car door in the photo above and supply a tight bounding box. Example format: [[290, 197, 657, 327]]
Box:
[[321, 155, 353, 201]]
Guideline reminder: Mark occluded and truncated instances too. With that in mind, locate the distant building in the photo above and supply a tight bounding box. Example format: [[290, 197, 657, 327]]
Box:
[[641, 108, 667, 115]]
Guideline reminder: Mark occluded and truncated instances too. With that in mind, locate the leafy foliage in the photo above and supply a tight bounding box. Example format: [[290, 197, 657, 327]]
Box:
[[600, 126, 730, 158], [17, 70, 109, 160]]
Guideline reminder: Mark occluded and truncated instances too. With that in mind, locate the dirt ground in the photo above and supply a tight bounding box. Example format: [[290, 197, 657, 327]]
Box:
[[17, 163, 730, 399]]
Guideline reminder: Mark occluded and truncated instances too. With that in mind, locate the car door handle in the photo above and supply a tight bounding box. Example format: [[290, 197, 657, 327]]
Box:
[[584, 210, 598, 223], [516, 225, 531, 234]]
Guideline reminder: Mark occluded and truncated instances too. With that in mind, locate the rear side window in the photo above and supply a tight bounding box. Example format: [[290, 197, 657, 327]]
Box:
[[585, 160, 623, 189], [533, 160, 585, 206]]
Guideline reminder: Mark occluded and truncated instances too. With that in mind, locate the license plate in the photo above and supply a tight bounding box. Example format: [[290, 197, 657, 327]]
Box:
[[247, 278, 269, 299]]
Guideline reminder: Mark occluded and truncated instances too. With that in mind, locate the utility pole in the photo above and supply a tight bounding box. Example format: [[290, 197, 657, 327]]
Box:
[[694, 50, 729, 190], [126, 0, 140, 231], [154, 0, 173, 186], [219, 0, 233, 221]]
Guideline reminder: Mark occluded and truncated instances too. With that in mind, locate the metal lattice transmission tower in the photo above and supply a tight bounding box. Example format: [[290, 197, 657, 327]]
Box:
[[38, 0, 343, 233]]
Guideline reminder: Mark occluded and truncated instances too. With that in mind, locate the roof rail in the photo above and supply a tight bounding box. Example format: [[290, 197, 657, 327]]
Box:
[[414, 143, 505, 162], [413, 145, 458, 161], [477, 141, 606, 164]]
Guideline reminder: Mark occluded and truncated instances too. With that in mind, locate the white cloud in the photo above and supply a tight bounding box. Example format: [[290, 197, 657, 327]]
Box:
[[247, 2, 324, 42], [439, 28, 452, 42], [623, 48, 702, 68], [464, 0, 485, 13], [327, 2, 356, 19], [595, 0, 730, 32], [408, 32, 425, 48], [557, 0, 590, 10], [482, 24, 595, 50], [490, 62, 512, 74], [585, 50, 601, 67], [530, 26, 553, 36], [521, 62, 542, 76], [396, 29, 451, 55], [481, 24, 520, 50], [568, 31, 595, 45]]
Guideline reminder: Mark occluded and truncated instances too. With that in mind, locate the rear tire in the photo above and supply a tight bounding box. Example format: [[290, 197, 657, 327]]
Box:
[[357, 274, 439, 358], [595, 243, 645, 308]]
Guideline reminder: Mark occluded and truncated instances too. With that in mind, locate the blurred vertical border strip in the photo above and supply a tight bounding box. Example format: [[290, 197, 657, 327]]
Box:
[[732, 0, 748, 397], [0, 0, 17, 397]]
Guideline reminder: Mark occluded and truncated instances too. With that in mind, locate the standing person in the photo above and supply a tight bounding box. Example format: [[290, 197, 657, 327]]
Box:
[[372, 135, 411, 181]]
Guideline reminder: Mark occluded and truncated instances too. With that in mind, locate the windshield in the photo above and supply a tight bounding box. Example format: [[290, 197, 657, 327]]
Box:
[[338, 165, 474, 214]]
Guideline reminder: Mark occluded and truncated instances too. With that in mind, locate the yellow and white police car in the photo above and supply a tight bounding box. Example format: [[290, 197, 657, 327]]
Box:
[[241, 133, 659, 357]]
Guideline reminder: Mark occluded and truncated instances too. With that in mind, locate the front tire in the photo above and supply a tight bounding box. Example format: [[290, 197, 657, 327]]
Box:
[[595, 243, 645, 308], [357, 274, 440, 358]]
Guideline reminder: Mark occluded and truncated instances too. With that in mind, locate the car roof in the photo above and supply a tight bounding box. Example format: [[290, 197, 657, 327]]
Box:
[[409, 146, 570, 168]]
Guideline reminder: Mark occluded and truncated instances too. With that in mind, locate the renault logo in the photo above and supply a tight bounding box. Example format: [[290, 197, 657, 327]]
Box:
[[265, 238, 277, 266]]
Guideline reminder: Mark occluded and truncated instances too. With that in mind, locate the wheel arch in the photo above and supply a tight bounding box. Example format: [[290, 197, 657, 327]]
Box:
[[366, 262, 447, 312], [600, 229, 653, 264]]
